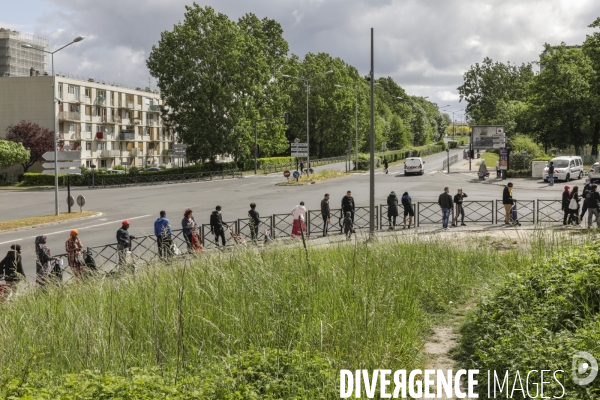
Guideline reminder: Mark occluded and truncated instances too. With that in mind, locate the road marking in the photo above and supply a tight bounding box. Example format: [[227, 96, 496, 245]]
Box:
[[0, 214, 151, 246], [240, 183, 257, 187], [428, 171, 437, 174]]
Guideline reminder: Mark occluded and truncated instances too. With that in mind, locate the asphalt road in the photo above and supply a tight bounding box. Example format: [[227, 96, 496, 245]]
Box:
[[0, 146, 570, 278]]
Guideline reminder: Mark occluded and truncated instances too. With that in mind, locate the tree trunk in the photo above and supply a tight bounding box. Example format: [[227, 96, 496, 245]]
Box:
[[592, 121, 600, 158]]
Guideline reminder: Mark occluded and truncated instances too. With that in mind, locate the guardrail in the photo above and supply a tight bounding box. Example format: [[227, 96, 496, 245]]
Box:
[[442, 154, 459, 171], [91, 169, 242, 188], [46, 199, 568, 283], [262, 155, 348, 174]]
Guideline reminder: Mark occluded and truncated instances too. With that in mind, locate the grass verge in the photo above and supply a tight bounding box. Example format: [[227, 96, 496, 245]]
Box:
[[0, 234, 557, 398], [0, 183, 55, 190], [0, 211, 100, 231], [476, 151, 499, 167], [276, 169, 348, 185]]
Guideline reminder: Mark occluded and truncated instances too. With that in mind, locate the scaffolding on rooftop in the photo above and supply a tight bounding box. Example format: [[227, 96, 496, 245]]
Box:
[[0, 28, 49, 77]]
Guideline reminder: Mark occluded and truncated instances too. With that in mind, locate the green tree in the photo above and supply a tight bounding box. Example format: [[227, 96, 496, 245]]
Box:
[[0, 139, 29, 167], [147, 5, 290, 163], [583, 17, 600, 155]]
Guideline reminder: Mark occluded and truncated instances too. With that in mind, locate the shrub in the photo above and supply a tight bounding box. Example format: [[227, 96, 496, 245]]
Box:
[[112, 164, 125, 171], [508, 134, 545, 158], [159, 164, 167, 170], [356, 153, 381, 170], [505, 169, 531, 178]]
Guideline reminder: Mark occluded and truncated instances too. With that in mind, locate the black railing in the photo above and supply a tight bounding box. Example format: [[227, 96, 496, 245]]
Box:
[[460, 201, 494, 224], [495, 200, 536, 224], [536, 199, 563, 223], [417, 202, 454, 226], [379, 204, 416, 228], [442, 154, 459, 171]]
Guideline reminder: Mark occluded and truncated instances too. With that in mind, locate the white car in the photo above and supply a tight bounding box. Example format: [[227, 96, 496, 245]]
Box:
[[589, 162, 600, 182], [542, 156, 583, 182], [404, 157, 425, 176]]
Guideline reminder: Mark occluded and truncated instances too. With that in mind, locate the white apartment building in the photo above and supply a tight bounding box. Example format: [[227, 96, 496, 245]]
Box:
[[0, 75, 174, 174]]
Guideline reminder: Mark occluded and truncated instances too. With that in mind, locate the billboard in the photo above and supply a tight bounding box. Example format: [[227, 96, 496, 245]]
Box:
[[472, 126, 505, 149], [499, 148, 508, 171]]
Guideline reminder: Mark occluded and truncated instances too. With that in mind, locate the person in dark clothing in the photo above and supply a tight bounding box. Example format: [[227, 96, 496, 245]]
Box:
[[502, 183, 515, 224], [299, 160, 304, 174], [401, 192, 414, 228], [116, 220, 136, 265], [548, 161, 555, 186], [383, 159, 389, 174], [562, 186, 571, 225], [182, 209, 198, 252], [438, 187, 453, 230], [248, 203, 260, 242], [586, 184, 600, 227], [154, 211, 172, 258], [452, 188, 468, 227], [342, 211, 354, 239], [580, 179, 592, 221], [210, 205, 228, 247], [341, 191, 356, 228], [0, 244, 25, 299], [321, 194, 331, 237], [387, 191, 399, 229], [567, 186, 581, 225]]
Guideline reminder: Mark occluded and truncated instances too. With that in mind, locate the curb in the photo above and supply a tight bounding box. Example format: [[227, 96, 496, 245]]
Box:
[[0, 212, 104, 233]]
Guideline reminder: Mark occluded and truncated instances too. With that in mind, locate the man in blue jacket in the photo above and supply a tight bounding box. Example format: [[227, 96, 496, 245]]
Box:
[[154, 210, 172, 257]]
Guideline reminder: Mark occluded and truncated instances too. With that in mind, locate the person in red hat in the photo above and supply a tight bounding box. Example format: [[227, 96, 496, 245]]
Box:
[[116, 220, 136, 266], [562, 185, 571, 225]]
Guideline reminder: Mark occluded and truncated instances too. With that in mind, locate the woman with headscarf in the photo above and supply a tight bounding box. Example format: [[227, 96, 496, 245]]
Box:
[[181, 209, 201, 253], [291, 201, 307, 237], [478, 160, 488, 180], [65, 230, 84, 279], [35, 235, 57, 286], [0, 244, 25, 299]]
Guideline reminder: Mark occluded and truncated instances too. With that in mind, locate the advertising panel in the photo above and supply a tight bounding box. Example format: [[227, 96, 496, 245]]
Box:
[[472, 126, 505, 149]]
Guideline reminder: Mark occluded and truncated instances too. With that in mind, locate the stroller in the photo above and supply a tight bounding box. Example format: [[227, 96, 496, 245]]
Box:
[[508, 201, 522, 226], [478, 169, 490, 180], [228, 228, 247, 246]]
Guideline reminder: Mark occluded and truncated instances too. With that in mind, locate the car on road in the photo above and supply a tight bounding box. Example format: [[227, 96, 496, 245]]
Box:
[[542, 156, 583, 182], [589, 162, 600, 182], [404, 157, 425, 176], [146, 167, 161, 172]]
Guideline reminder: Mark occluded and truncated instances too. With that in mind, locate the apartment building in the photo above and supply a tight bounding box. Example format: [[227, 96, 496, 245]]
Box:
[[0, 75, 175, 174], [0, 28, 48, 77]]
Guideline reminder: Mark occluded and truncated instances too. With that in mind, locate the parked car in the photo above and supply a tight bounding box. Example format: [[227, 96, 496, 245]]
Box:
[[106, 169, 125, 174], [404, 157, 425, 176], [589, 162, 600, 182], [146, 167, 160, 172], [542, 156, 583, 182]]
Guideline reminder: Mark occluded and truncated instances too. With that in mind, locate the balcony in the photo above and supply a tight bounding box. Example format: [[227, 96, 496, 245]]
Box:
[[83, 150, 91, 158], [67, 94, 80, 103], [100, 150, 120, 158], [119, 132, 135, 141], [82, 97, 92, 104], [114, 116, 122, 123], [148, 119, 158, 127], [130, 148, 140, 157], [59, 132, 81, 141], [121, 150, 131, 158], [133, 119, 142, 125], [102, 115, 114, 123], [58, 111, 81, 121], [147, 149, 156, 156], [148, 104, 161, 112], [127, 102, 134, 109], [94, 132, 108, 141], [82, 132, 93, 140], [95, 95, 105, 105]]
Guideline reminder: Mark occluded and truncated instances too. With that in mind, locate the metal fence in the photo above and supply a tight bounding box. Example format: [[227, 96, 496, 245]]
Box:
[[417, 202, 454, 226], [537, 199, 563, 223], [461, 201, 494, 224], [495, 200, 536, 224], [379, 204, 416, 228], [91, 169, 242, 188], [262, 155, 348, 174], [442, 154, 459, 171]]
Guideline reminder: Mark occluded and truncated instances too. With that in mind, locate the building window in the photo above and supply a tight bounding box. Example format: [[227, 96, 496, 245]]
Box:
[[68, 85, 77, 94], [86, 160, 92, 168], [69, 124, 75, 132], [86, 142, 92, 150], [98, 125, 106, 133], [58, 84, 63, 98], [85, 124, 92, 133], [100, 160, 107, 168], [85, 88, 91, 97], [97, 143, 105, 151]]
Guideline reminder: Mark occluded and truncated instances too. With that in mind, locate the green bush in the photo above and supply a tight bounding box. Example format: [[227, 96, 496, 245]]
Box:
[[356, 153, 381, 170], [456, 242, 600, 399], [505, 169, 531, 178], [508, 134, 545, 158], [437, 140, 447, 151], [533, 156, 553, 161], [112, 164, 125, 171]]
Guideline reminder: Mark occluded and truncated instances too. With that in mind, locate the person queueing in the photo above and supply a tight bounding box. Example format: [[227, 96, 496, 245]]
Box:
[[182, 209, 198, 253], [401, 191, 414, 228], [343, 211, 354, 239], [586, 184, 600, 228], [321, 194, 331, 237], [387, 191, 399, 230], [438, 187, 453, 230], [291, 201, 307, 237], [116, 220, 136, 265], [0, 244, 25, 299], [34, 235, 60, 287], [383, 158, 389, 174], [248, 203, 260, 242], [580, 179, 593, 222], [452, 188, 468, 227], [502, 183, 515, 225], [210, 206, 228, 247], [567, 186, 581, 226], [562, 186, 571, 225], [341, 191, 356, 226], [65, 230, 85, 279], [154, 211, 172, 257]]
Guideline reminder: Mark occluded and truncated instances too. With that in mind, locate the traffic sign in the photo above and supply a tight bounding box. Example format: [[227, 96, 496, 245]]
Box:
[[291, 152, 308, 157], [67, 195, 75, 207], [42, 161, 81, 169], [294, 138, 300, 143], [76, 195, 86, 207], [492, 134, 505, 138], [492, 144, 505, 148], [173, 144, 187, 149], [43, 168, 81, 175], [293, 171, 300, 179], [291, 143, 308, 147], [492, 139, 505, 143], [42, 151, 82, 161], [283, 170, 291, 178]]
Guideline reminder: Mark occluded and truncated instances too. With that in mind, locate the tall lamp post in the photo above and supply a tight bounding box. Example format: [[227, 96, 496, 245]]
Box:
[[22, 36, 85, 215], [441, 109, 464, 139], [282, 70, 333, 176]]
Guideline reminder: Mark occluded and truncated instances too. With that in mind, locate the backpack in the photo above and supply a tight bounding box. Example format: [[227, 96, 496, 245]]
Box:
[[585, 192, 594, 207]]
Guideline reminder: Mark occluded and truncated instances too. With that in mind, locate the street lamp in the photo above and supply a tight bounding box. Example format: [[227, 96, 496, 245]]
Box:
[[282, 70, 333, 176], [441, 108, 464, 139], [22, 35, 85, 215]]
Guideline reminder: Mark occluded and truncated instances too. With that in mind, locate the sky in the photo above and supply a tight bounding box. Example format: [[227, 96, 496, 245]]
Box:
[[3, 0, 600, 119]]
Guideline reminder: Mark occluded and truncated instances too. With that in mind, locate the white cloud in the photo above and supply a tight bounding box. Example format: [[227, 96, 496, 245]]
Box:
[[436, 91, 460, 102]]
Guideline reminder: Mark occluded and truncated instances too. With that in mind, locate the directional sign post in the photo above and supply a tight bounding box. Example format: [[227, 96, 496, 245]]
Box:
[[43, 150, 82, 213], [77, 195, 86, 213], [291, 142, 309, 158]]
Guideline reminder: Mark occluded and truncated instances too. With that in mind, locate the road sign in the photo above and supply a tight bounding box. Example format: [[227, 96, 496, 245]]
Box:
[[283, 170, 291, 178], [492, 134, 505, 138], [291, 142, 308, 147], [43, 168, 81, 175], [76, 195, 86, 207], [42, 151, 82, 161], [294, 138, 300, 143], [293, 171, 300, 179], [173, 144, 187, 149], [42, 161, 81, 169], [121, 162, 131, 166], [67, 195, 75, 207], [492, 139, 505, 143], [492, 144, 505, 149], [291, 152, 308, 157]]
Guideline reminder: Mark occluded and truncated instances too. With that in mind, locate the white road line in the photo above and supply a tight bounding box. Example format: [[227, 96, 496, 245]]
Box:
[[0, 214, 151, 246]]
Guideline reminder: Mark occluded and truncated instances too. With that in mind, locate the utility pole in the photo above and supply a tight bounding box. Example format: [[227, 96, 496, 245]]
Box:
[[369, 27, 375, 238]]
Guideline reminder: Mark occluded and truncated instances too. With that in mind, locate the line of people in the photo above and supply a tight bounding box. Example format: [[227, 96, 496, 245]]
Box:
[[561, 180, 600, 227]]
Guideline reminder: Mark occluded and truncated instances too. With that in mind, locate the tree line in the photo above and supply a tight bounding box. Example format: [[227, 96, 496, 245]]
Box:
[[458, 17, 600, 155], [147, 4, 447, 163]]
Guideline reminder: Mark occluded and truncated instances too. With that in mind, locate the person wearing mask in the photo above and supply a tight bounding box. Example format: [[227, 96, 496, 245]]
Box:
[[581, 179, 593, 221], [181, 209, 198, 253], [65, 230, 85, 279], [320, 194, 331, 237], [452, 188, 468, 227], [154, 211, 172, 257], [438, 187, 453, 230], [0, 244, 25, 299], [562, 186, 571, 225], [210, 206, 228, 247], [502, 183, 515, 225], [387, 191, 399, 230], [567, 186, 581, 226], [116, 220, 136, 265], [291, 201, 307, 237], [383, 158, 389, 174], [401, 192, 414, 228], [343, 211, 354, 239], [248, 203, 260, 242], [548, 161, 555, 186], [586, 184, 600, 228], [341, 191, 356, 225], [35, 235, 59, 286]]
